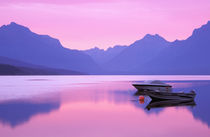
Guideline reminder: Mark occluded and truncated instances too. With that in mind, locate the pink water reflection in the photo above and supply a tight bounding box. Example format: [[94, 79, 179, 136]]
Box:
[[0, 101, 209, 137], [0, 76, 210, 137]]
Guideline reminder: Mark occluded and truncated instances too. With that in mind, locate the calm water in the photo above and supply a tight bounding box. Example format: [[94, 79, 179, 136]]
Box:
[[0, 75, 210, 137]]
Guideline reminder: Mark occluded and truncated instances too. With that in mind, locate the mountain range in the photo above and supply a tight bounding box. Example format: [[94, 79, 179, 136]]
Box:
[[0, 21, 210, 75], [83, 21, 210, 74], [0, 22, 99, 74]]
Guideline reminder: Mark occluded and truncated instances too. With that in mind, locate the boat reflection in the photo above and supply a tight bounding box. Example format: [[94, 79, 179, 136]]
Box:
[[0, 78, 209, 132], [133, 89, 197, 113], [146, 99, 196, 111]]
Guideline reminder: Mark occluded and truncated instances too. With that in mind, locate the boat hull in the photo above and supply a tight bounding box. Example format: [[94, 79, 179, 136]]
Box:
[[147, 91, 196, 101], [132, 84, 172, 92]]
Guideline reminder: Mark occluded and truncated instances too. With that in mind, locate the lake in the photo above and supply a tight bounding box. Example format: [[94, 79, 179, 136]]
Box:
[[0, 75, 210, 137]]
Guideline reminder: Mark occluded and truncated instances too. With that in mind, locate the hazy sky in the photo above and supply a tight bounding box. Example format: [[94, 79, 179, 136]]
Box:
[[0, 0, 210, 50]]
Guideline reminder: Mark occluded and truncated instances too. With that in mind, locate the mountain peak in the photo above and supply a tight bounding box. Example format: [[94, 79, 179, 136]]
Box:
[[0, 22, 31, 33], [10, 22, 18, 25], [136, 34, 168, 45], [93, 46, 101, 50], [84, 47, 105, 53], [128, 33, 169, 48], [143, 34, 165, 41], [92, 47, 104, 51], [189, 20, 210, 40]]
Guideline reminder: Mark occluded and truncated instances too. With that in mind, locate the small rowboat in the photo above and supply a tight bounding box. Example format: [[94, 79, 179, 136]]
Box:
[[146, 99, 196, 110], [132, 80, 172, 92], [147, 90, 196, 101]]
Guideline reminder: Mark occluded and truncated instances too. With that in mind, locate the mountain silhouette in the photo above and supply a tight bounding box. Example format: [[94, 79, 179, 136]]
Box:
[[83, 45, 127, 66], [133, 21, 210, 74], [104, 34, 170, 72], [1, 21, 210, 74], [0, 22, 100, 74], [0, 56, 84, 75], [84, 34, 170, 73], [84, 21, 210, 74], [0, 63, 84, 75]]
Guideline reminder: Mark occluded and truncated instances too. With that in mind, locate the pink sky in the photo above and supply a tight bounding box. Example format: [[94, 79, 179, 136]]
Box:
[[0, 0, 210, 50]]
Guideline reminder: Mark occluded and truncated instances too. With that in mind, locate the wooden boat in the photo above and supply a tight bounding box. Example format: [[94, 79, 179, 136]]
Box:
[[146, 99, 196, 110], [132, 80, 172, 92], [147, 90, 196, 101]]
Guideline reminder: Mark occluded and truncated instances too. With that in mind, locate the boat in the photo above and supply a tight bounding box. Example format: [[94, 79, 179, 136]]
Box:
[[132, 80, 172, 92], [146, 99, 196, 110], [146, 90, 196, 101]]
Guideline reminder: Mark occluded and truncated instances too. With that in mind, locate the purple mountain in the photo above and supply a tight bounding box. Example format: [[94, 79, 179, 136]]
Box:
[[0, 22, 99, 74], [84, 21, 210, 74], [0, 56, 83, 75], [104, 34, 170, 72], [133, 21, 210, 74], [84, 34, 170, 73], [1, 21, 210, 75], [83, 45, 127, 65]]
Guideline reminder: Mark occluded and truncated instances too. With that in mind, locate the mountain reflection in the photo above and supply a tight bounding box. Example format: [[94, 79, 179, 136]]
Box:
[[191, 83, 210, 127], [0, 78, 209, 130], [0, 99, 60, 128]]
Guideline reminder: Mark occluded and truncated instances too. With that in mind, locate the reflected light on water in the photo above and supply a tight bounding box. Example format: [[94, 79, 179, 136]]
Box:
[[0, 102, 209, 137], [0, 76, 209, 137]]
